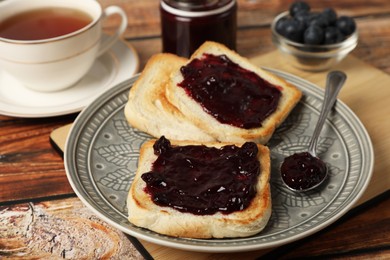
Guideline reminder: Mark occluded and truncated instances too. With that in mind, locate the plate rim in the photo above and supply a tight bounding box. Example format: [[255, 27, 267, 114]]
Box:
[[64, 68, 374, 253]]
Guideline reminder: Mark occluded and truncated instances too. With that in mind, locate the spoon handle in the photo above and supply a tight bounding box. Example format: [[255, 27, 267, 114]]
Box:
[[308, 71, 347, 156]]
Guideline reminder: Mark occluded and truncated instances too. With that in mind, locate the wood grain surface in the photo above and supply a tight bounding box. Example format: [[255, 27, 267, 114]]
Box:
[[1, 0, 390, 259], [0, 197, 144, 259]]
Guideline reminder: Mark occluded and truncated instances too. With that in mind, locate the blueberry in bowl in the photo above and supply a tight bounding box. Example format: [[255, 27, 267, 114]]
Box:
[[271, 1, 358, 71]]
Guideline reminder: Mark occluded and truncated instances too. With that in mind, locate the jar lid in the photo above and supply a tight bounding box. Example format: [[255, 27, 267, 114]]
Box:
[[161, 0, 235, 15]]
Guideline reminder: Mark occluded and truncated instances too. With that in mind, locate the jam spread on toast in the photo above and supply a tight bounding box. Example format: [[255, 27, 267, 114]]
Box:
[[178, 53, 282, 129], [141, 136, 260, 215]]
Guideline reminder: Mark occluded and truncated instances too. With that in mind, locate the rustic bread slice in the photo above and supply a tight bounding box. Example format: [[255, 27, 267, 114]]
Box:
[[127, 138, 272, 238], [124, 53, 214, 142], [166, 41, 302, 144]]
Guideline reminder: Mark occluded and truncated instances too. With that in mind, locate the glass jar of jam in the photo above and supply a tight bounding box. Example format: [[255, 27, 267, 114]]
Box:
[[160, 0, 237, 57]]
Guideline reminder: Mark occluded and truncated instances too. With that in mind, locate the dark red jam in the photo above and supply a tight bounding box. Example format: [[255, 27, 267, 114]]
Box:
[[160, 0, 237, 57], [141, 136, 260, 215], [280, 152, 327, 191], [178, 53, 282, 129]]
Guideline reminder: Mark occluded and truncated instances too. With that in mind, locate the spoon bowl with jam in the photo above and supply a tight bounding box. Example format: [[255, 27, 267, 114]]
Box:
[[280, 70, 347, 192]]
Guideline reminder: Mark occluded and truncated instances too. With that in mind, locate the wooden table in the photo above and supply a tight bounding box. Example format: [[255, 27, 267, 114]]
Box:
[[1, 0, 389, 259]]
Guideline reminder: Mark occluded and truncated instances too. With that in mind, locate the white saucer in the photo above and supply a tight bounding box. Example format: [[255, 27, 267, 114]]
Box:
[[0, 37, 139, 118]]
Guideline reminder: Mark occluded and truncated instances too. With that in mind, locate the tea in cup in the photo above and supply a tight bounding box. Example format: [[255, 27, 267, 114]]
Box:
[[0, 0, 127, 92]]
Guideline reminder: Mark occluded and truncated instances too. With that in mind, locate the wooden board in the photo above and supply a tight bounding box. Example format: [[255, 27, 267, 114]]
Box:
[[50, 51, 390, 259]]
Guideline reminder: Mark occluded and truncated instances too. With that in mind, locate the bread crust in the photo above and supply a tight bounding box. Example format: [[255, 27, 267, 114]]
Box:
[[124, 53, 214, 142], [166, 41, 302, 144], [127, 139, 272, 238]]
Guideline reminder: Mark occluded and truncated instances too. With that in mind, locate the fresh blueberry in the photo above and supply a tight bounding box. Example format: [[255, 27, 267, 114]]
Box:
[[324, 26, 345, 44], [304, 25, 324, 45], [294, 10, 311, 26], [284, 18, 305, 43], [275, 16, 289, 35], [289, 1, 310, 17], [309, 13, 330, 28], [336, 16, 356, 36], [322, 7, 338, 25]]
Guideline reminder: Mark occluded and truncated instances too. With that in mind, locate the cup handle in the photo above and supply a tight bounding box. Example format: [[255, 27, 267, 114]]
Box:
[[97, 6, 128, 57]]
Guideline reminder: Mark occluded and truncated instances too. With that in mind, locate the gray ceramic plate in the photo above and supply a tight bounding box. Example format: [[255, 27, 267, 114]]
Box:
[[64, 68, 373, 252]]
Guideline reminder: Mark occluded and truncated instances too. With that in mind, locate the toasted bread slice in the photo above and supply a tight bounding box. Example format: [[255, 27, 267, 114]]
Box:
[[166, 41, 302, 144], [124, 53, 214, 142], [127, 138, 271, 238]]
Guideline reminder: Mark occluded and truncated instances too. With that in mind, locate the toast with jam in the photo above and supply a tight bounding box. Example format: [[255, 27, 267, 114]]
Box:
[[127, 136, 272, 238], [125, 41, 301, 144], [166, 41, 302, 144], [124, 53, 214, 142]]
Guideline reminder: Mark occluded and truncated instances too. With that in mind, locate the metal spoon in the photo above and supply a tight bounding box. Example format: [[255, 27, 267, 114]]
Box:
[[280, 71, 347, 192]]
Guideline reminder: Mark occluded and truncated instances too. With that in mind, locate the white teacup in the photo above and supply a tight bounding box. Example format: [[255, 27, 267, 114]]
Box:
[[0, 0, 127, 92]]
